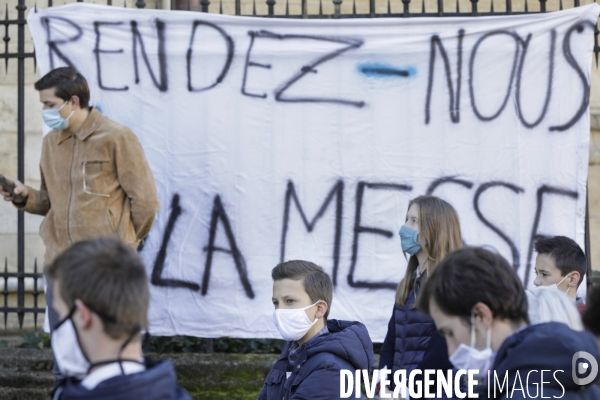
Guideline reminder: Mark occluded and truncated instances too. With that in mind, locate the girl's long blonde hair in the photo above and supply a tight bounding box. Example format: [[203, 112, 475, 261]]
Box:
[[395, 196, 462, 305]]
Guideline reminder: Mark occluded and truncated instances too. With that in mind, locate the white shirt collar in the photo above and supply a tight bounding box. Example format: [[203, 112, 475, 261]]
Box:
[[81, 361, 145, 390]]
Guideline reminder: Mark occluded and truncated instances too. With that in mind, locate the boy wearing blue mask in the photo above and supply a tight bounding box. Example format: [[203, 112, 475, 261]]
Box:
[[0, 67, 159, 266], [46, 237, 191, 400], [259, 260, 374, 400], [417, 247, 600, 399], [533, 236, 587, 312]]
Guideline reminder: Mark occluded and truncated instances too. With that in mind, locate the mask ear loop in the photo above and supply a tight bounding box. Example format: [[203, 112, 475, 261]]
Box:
[[557, 272, 570, 286], [309, 300, 323, 324], [470, 312, 476, 348], [65, 109, 75, 121], [85, 326, 143, 375], [53, 306, 77, 331], [117, 326, 141, 375], [563, 273, 572, 296], [58, 100, 75, 122], [57, 100, 69, 111], [486, 326, 492, 350]]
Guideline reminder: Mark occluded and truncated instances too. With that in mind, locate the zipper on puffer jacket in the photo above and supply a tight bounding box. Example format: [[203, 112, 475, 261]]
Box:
[[67, 135, 76, 244]]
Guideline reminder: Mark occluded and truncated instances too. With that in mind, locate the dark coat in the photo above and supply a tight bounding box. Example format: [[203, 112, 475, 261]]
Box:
[[54, 358, 191, 400], [485, 322, 600, 400], [379, 271, 454, 395], [257, 319, 375, 400]]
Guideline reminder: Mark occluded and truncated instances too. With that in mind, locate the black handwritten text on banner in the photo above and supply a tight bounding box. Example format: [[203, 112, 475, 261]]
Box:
[[28, 4, 596, 339]]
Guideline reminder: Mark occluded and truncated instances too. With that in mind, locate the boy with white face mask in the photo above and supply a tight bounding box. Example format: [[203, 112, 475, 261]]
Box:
[[533, 236, 587, 313], [417, 247, 600, 399], [46, 237, 191, 400], [259, 260, 374, 400]]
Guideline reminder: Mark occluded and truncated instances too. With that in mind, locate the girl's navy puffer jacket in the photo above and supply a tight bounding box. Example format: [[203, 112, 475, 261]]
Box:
[[379, 271, 455, 397]]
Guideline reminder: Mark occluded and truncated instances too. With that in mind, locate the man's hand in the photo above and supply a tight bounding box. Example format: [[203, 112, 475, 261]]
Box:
[[0, 175, 28, 204]]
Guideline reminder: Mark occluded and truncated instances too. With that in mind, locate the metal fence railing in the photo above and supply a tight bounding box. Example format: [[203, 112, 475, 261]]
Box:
[[173, 0, 598, 17], [1, 0, 599, 329], [1, 258, 44, 330]]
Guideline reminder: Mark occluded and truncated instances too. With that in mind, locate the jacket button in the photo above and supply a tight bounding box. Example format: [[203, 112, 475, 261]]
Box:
[[296, 365, 300, 369]]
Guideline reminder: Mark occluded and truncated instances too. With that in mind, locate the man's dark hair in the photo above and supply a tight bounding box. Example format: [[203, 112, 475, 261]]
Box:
[[582, 286, 600, 336], [34, 67, 90, 108], [272, 260, 333, 319], [417, 247, 529, 325], [46, 237, 149, 339], [534, 236, 587, 285]]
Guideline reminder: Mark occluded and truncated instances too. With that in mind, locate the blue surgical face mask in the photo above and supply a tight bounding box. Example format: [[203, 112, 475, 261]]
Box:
[[42, 100, 74, 130], [399, 225, 422, 256]]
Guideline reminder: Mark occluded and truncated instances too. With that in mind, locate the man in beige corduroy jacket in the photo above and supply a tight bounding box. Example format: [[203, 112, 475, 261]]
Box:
[[0, 67, 159, 384], [1, 67, 160, 265]]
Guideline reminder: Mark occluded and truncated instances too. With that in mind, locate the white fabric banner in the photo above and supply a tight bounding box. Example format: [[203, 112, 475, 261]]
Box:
[[28, 3, 597, 341]]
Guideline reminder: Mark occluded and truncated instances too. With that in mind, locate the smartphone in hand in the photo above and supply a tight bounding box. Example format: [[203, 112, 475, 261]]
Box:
[[0, 174, 25, 202]]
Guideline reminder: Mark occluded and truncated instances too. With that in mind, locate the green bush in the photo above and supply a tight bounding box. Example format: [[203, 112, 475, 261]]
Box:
[[142, 335, 284, 354], [13, 329, 382, 356], [19, 329, 51, 349]]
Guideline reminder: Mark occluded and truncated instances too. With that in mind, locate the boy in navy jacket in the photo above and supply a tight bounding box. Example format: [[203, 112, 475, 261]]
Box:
[[258, 260, 374, 400], [46, 237, 191, 400], [417, 247, 600, 400]]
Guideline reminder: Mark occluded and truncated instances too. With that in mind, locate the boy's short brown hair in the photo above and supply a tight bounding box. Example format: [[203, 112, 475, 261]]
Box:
[[272, 260, 333, 319], [417, 247, 529, 326], [46, 237, 149, 339], [534, 236, 587, 286], [34, 67, 90, 108]]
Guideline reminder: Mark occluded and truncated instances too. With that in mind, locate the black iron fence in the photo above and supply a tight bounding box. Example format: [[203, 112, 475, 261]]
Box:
[[1, 0, 599, 330], [0, 258, 44, 330], [172, 0, 597, 17]]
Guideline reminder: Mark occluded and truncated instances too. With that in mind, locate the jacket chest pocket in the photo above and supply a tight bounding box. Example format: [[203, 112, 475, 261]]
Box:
[[82, 160, 112, 197], [263, 369, 286, 399], [283, 372, 305, 396]]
